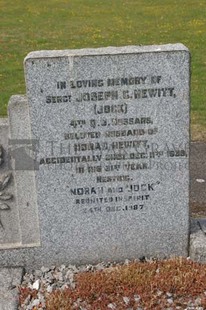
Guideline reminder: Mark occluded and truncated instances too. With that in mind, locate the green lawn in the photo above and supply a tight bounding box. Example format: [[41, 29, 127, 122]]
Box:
[[0, 0, 206, 139]]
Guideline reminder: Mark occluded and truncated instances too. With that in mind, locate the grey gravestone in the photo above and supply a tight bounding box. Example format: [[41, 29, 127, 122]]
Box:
[[0, 44, 190, 268], [0, 97, 40, 250], [0, 119, 18, 247]]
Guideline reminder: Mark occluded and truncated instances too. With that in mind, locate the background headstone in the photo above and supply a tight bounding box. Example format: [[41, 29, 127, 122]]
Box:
[[0, 118, 19, 247], [8, 95, 40, 247], [0, 96, 40, 250]]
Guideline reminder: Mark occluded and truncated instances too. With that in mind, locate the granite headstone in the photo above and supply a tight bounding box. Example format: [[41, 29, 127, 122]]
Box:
[[0, 44, 190, 268]]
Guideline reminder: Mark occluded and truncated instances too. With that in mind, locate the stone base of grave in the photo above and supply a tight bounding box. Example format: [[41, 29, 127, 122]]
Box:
[[0, 224, 206, 310], [0, 267, 24, 310]]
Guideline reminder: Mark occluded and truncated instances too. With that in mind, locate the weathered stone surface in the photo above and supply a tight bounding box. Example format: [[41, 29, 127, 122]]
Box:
[[0, 96, 40, 250], [0, 118, 20, 247], [25, 44, 190, 262], [0, 267, 24, 310], [8, 95, 40, 247]]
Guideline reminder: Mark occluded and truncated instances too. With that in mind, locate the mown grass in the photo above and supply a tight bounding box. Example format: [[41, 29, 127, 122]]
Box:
[[1, 0, 206, 139]]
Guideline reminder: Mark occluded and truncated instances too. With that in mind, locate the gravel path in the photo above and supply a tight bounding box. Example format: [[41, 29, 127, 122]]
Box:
[[20, 262, 117, 309], [19, 259, 206, 310]]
